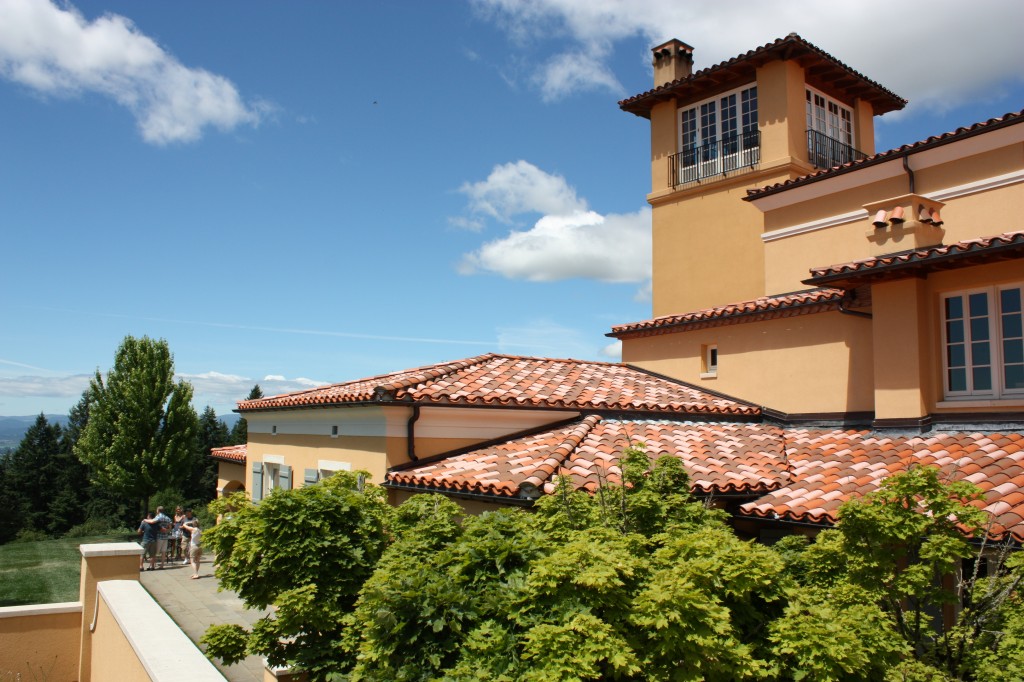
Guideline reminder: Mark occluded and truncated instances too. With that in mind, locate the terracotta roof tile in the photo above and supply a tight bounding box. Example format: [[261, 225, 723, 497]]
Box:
[[804, 231, 1024, 288], [210, 444, 246, 464], [609, 288, 845, 339], [389, 423, 1024, 542], [739, 430, 1024, 542], [240, 354, 758, 416], [747, 109, 1024, 201], [620, 33, 904, 119], [387, 417, 791, 499]]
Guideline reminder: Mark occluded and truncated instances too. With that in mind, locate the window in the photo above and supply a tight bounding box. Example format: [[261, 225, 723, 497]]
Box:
[[942, 285, 1024, 399], [805, 86, 859, 168], [805, 87, 852, 145], [677, 85, 758, 184], [701, 344, 718, 379]]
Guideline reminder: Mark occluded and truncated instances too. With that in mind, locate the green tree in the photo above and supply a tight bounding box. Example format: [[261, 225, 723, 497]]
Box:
[[781, 466, 1023, 680], [201, 471, 393, 678], [181, 406, 230, 503], [0, 415, 62, 541], [230, 384, 262, 445], [75, 336, 199, 517]]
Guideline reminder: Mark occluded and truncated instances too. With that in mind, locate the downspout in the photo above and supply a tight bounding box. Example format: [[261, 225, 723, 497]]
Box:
[[903, 155, 916, 194], [406, 405, 420, 461], [839, 290, 872, 319]]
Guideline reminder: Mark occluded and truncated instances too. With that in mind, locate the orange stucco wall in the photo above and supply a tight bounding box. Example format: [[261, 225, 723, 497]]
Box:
[[90, 595, 150, 682], [622, 310, 875, 415], [217, 460, 245, 494], [0, 606, 81, 681]]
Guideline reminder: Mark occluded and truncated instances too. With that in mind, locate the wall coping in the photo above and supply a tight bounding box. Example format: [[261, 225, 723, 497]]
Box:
[[80, 542, 143, 557], [0, 601, 82, 619], [97, 580, 225, 681]]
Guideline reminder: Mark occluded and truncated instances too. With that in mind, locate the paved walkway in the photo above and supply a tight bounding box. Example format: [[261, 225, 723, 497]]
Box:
[[140, 555, 272, 682]]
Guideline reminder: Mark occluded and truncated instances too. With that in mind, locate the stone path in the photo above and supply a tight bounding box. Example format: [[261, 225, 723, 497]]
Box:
[[140, 555, 272, 682]]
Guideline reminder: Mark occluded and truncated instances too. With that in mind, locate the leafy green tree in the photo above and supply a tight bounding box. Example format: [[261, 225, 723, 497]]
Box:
[[230, 384, 262, 445], [201, 471, 394, 678], [782, 466, 1023, 680], [75, 336, 199, 517]]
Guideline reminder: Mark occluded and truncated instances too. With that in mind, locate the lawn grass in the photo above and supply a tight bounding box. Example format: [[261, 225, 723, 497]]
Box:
[[0, 534, 133, 607]]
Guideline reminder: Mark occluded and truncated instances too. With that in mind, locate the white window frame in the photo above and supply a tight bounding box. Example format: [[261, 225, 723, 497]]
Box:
[[940, 283, 1024, 400], [805, 85, 853, 146], [700, 344, 718, 379], [677, 84, 758, 183]]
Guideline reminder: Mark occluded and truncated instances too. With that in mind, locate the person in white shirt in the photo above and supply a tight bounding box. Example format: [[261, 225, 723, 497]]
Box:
[[181, 518, 203, 579]]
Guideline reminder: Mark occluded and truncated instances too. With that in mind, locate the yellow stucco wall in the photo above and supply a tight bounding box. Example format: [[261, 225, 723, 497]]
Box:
[[90, 596, 150, 682], [622, 310, 875, 414], [217, 460, 245, 493], [762, 143, 1024, 295], [872, 278, 934, 420], [0, 607, 81, 681], [651, 177, 778, 315], [78, 546, 141, 682]]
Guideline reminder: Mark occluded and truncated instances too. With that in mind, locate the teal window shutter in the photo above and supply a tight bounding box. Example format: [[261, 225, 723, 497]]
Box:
[[304, 468, 319, 485], [279, 465, 292, 490], [251, 462, 263, 502]]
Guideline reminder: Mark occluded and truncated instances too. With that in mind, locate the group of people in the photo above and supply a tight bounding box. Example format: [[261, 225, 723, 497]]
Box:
[[138, 506, 203, 579]]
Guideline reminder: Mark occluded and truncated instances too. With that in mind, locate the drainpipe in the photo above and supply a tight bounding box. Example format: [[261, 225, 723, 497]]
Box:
[[839, 290, 872, 319], [902, 155, 916, 194], [406, 405, 420, 461]]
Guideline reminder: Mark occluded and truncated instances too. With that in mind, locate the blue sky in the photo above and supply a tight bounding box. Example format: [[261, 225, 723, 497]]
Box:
[[1, 0, 1022, 417]]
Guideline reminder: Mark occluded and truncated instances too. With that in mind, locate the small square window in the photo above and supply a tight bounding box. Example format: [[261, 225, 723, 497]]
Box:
[[331, 425, 339, 437], [271, 425, 277, 435], [701, 344, 718, 379]]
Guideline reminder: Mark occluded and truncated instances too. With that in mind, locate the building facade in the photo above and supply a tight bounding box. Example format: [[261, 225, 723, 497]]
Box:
[[216, 34, 1024, 544]]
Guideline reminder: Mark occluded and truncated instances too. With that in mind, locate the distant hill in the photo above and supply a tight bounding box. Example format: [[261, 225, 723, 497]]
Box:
[[0, 415, 69, 453], [0, 413, 239, 454]]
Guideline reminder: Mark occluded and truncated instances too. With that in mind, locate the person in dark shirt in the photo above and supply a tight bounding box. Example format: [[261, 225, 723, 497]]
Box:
[[138, 511, 160, 571]]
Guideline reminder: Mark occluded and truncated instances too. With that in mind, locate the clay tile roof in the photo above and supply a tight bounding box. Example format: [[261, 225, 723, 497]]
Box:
[[620, 33, 905, 120], [239, 353, 759, 416], [804, 231, 1024, 288], [608, 288, 845, 339], [210, 443, 246, 464], [746, 109, 1024, 201], [739, 430, 1024, 542], [387, 417, 791, 499]]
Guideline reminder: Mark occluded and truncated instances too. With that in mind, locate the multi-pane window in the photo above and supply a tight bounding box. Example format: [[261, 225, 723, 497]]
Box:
[[942, 285, 1024, 399], [677, 85, 759, 183], [805, 87, 852, 145]]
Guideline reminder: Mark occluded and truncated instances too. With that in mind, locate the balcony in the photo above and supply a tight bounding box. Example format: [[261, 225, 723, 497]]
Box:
[[669, 130, 760, 188], [806, 129, 866, 170]]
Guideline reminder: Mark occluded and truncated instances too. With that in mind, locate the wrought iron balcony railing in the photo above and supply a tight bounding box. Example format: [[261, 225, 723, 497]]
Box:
[[669, 130, 761, 188], [806, 129, 867, 170]]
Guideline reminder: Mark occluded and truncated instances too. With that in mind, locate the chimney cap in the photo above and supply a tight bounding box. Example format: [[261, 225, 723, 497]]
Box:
[[651, 38, 695, 58]]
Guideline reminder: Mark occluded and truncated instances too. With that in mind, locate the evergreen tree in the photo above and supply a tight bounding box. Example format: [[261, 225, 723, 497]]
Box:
[[183, 406, 231, 503], [0, 414, 63, 540], [75, 336, 199, 517], [50, 389, 94, 531], [229, 384, 262, 445]]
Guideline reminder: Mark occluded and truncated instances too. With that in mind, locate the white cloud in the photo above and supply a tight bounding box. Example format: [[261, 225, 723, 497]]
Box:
[[472, 0, 1024, 113], [0, 373, 91, 398], [0, 0, 263, 144], [600, 340, 622, 360], [460, 207, 651, 283], [458, 160, 587, 225]]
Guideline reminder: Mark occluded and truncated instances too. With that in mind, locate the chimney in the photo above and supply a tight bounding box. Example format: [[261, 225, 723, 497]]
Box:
[[652, 39, 694, 87]]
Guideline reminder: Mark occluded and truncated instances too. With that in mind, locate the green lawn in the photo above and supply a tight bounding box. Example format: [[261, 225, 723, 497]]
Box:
[[0, 535, 132, 607]]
